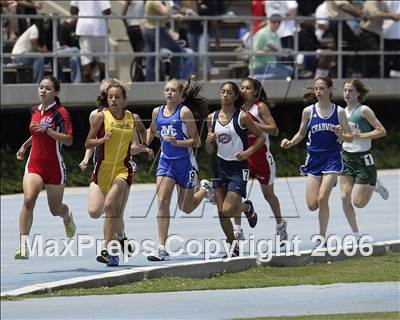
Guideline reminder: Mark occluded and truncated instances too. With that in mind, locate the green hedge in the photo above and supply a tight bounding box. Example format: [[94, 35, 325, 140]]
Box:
[[1, 130, 399, 195]]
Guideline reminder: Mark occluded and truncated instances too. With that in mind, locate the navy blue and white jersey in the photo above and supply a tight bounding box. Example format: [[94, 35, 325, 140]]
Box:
[[212, 108, 248, 161], [306, 103, 342, 153], [156, 103, 193, 160]]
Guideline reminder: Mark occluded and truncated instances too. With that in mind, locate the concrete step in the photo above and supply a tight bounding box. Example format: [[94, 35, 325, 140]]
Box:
[[210, 67, 232, 79]]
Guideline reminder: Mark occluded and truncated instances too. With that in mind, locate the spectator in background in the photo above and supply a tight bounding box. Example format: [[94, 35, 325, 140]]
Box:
[[325, 0, 366, 77], [70, 0, 111, 82], [16, 0, 42, 35], [265, 0, 298, 60], [2, 0, 19, 40], [252, 0, 266, 34], [57, 17, 81, 83], [315, 1, 330, 42], [122, 0, 145, 81], [296, 0, 323, 17], [180, 0, 220, 78], [298, 16, 320, 77], [384, 0, 400, 78], [360, 0, 400, 78], [31, 16, 81, 84], [143, 1, 185, 81], [314, 1, 336, 78], [11, 19, 49, 83], [251, 13, 293, 79]]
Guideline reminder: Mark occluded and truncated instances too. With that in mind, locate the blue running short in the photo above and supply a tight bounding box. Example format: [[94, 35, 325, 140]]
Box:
[[300, 150, 343, 177], [157, 156, 197, 188], [212, 156, 248, 198]]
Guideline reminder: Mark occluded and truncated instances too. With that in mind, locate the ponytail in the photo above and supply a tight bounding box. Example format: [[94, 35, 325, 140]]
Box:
[[182, 78, 208, 121], [302, 87, 318, 104], [96, 91, 108, 110]]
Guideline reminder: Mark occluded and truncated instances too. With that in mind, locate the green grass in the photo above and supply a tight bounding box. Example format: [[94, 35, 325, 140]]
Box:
[[3, 252, 399, 301], [241, 311, 400, 320]]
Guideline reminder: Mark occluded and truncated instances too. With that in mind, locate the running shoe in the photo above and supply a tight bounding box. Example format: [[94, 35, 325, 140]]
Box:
[[234, 228, 245, 240], [374, 178, 389, 200], [64, 212, 76, 238], [107, 255, 120, 267], [223, 246, 240, 259], [312, 238, 327, 250], [276, 219, 288, 245], [200, 179, 216, 205], [243, 200, 258, 228], [118, 234, 134, 255], [147, 247, 169, 261], [96, 249, 120, 266], [14, 246, 29, 259]]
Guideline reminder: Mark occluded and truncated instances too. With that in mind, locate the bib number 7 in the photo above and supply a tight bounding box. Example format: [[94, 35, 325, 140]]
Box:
[[242, 169, 250, 181]]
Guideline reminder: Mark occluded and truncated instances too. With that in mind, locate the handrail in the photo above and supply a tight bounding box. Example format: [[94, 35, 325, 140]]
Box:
[[1, 13, 398, 84]]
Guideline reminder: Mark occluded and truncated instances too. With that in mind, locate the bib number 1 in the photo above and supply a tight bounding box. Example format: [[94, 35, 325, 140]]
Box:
[[363, 154, 374, 166]]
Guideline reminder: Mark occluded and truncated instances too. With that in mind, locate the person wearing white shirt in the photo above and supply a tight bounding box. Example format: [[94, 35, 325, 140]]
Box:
[[70, 0, 111, 82], [315, 1, 329, 42], [265, 1, 298, 52], [11, 23, 47, 83]]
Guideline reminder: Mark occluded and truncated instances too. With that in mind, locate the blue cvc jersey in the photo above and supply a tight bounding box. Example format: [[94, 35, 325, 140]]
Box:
[[306, 103, 342, 153], [156, 103, 193, 159]]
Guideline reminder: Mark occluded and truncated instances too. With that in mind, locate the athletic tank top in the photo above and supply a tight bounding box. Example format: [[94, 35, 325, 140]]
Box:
[[343, 104, 373, 153], [156, 103, 193, 160], [306, 103, 342, 153], [97, 109, 135, 165], [247, 101, 270, 150], [212, 108, 248, 161]]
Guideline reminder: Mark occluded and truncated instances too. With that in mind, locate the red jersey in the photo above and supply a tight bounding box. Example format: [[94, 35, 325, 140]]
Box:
[[246, 101, 275, 185], [26, 102, 73, 184]]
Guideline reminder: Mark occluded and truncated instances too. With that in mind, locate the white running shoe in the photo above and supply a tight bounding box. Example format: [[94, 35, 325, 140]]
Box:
[[200, 179, 216, 205], [234, 228, 245, 240], [147, 247, 169, 261], [312, 238, 327, 250], [374, 178, 389, 200]]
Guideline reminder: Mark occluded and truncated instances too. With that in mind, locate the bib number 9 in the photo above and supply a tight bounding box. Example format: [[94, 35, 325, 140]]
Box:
[[189, 170, 197, 183]]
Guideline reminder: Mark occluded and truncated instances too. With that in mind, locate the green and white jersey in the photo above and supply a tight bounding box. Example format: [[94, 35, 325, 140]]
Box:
[[343, 104, 373, 153]]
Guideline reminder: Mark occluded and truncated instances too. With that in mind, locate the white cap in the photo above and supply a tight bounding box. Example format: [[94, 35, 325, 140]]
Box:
[[267, 10, 282, 18]]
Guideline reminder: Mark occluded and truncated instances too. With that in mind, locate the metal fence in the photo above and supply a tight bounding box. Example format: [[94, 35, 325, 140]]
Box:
[[1, 13, 399, 84]]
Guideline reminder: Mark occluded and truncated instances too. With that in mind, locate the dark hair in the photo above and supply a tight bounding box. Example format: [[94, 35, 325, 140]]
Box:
[[302, 76, 333, 104], [34, 18, 53, 50], [41, 75, 61, 104], [344, 79, 370, 102], [220, 81, 244, 109], [240, 77, 274, 108], [96, 92, 108, 110], [168, 78, 208, 132]]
